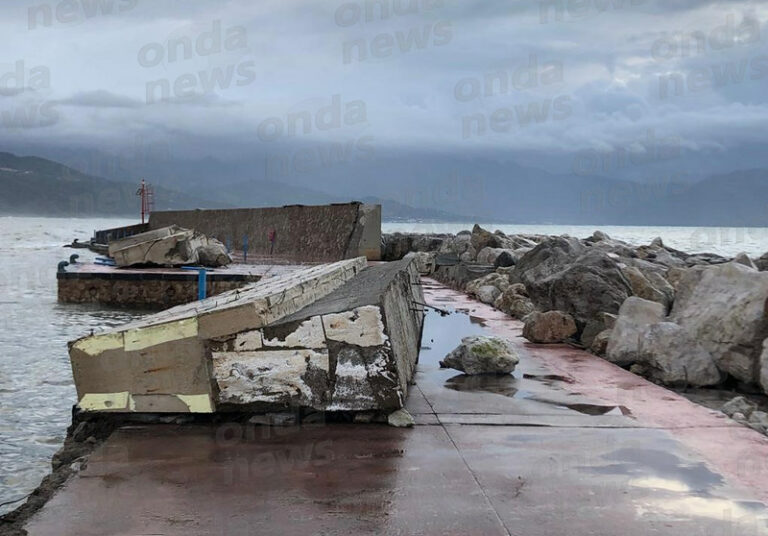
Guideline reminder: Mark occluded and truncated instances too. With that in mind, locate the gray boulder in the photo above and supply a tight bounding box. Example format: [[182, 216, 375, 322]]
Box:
[[637, 322, 721, 387], [476, 285, 502, 305], [756, 252, 768, 272], [494, 250, 516, 268], [670, 263, 768, 384], [470, 224, 503, 252], [387, 409, 415, 428], [466, 273, 510, 296], [761, 338, 768, 394], [460, 247, 477, 263], [606, 297, 665, 367], [494, 284, 535, 319], [621, 266, 672, 309], [590, 329, 612, 356], [476, 247, 508, 265], [588, 230, 610, 242], [748, 411, 768, 434], [440, 336, 519, 375], [722, 396, 757, 419], [522, 311, 578, 344], [381, 233, 413, 261], [733, 252, 757, 270], [440, 233, 473, 256], [514, 236, 586, 282], [518, 246, 632, 328], [666, 265, 708, 309], [581, 312, 617, 348]]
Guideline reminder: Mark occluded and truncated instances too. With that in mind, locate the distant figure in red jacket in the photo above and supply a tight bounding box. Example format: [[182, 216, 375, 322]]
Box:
[[268, 229, 276, 255]]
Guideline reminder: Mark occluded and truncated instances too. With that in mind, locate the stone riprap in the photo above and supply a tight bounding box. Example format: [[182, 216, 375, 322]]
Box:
[[68, 257, 424, 414], [381, 224, 768, 396], [108, 225, 231, 268]]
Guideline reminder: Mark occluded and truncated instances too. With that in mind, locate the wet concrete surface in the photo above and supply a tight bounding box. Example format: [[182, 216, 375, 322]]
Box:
[[21, 278, 768, 535]]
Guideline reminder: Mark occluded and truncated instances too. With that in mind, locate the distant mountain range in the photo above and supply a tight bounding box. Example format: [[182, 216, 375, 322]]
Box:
[[0, 152, 224, 217], [0, 151, 465, 221], [1, 148, 768, 226]]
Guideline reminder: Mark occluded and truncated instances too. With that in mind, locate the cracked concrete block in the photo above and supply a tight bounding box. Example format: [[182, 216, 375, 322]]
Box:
[[69, 258, 367, 413], [213, 349, 330, 408], [209, 258, 424, 413], [109, 225, 231, 268], [262, 317, 325, 349], [68, 256, 422, 415], [322, 306, 388, 347]]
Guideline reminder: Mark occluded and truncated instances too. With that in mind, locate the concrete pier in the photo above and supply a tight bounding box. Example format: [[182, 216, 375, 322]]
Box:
[[19, 278, 768, 535], [57, 263, 283, 308]]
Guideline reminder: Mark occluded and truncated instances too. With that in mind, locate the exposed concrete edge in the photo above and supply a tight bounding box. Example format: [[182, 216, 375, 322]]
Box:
[[78, 257, 368, 339]]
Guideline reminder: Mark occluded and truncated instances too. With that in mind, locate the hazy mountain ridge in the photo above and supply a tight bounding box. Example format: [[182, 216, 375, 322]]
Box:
[[0, 151, 470, 221], [2, 149, 768, 225], [0, 152, 225, 217]]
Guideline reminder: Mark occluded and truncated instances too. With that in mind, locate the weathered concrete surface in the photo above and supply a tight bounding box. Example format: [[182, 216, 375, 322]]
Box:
[[148, 202, 382, 262], [68, 257, 423, 414], [108, 225, 231, 268], [69, 258, 368, 414], [24, 278, 768, 535], [211, 258, 424, 412]]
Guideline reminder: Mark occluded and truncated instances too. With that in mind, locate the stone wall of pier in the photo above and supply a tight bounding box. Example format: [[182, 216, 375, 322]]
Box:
[[57, 276, 257, 309], [148, 202, 382, 262]]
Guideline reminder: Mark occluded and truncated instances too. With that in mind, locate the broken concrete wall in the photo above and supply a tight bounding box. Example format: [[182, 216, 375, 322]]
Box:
[[69, 258, 367, 413], [108, 225, 231, 268], [68, 257, 423, 414], [210, 258, 424, 412], [147, 202, 382, 262]]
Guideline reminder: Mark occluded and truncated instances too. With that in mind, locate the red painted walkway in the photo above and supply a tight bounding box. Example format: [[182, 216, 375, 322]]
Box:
[[22, 278, 768, 535]]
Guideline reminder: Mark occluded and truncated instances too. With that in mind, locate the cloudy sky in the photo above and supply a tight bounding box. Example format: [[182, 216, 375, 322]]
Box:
[[1, 0, 767, 179]]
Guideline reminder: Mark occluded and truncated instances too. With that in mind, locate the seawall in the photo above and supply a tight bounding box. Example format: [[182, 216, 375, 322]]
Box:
[[148, 202, 381, 262]]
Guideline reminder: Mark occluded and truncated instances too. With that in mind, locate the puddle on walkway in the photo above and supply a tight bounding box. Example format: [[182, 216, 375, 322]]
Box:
[[419, 307, 630, 416], [444, 374, 526, 399], [581, 446, 768, 530], [585, 448, 724, 490], [419, 309, 487, 367]]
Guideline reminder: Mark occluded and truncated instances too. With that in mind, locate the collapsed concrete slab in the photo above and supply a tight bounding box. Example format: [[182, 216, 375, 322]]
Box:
[[68, 257, 424, 414], [108, 225, 231, 268], [211, 258, 424, 412]]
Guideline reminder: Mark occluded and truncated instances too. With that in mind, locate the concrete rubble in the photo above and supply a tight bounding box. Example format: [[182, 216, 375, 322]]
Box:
[[68, 257, 424, 414], [108, 225, 231, 268]]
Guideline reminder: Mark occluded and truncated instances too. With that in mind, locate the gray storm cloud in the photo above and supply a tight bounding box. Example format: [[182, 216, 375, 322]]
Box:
[[0, 0, 765, 166]]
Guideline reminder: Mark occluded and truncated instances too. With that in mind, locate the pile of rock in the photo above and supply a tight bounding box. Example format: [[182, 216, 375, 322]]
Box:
[[384, 225, 722, 346], [722, 396, 768, 436], [607, 261, 768, 391], [384, 225, 768, 397]]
